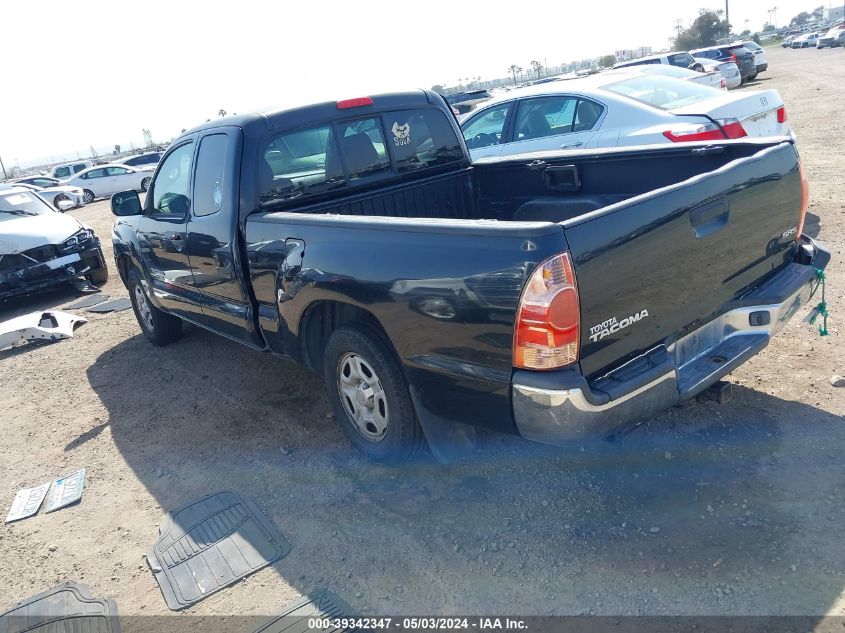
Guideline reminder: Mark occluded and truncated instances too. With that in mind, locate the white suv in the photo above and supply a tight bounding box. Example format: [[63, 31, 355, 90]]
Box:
[[51, 161, 93, 179]]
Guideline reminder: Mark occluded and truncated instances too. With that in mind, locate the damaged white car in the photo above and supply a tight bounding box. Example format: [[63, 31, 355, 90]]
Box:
[[0, 186, 108, 301]]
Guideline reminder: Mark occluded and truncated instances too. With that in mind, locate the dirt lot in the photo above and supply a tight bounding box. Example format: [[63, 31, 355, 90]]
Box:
[[1, 45, 843, 624]]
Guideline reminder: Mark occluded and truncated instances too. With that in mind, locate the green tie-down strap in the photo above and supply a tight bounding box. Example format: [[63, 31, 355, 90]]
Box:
[[808, 268, 830, 337]]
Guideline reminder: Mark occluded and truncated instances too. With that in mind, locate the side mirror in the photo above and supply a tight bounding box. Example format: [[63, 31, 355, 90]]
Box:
[[111, 190, 142, 216], [56, 199, 76, 212]]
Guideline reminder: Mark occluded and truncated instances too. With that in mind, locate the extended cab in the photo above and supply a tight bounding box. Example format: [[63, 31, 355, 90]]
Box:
[[111, 91, 829, 462]]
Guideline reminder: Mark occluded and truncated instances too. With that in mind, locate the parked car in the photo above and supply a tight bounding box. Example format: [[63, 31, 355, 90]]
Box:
[[51, 161, 93, 179], [736, 40, 769, 74], [109, 90, 826, 462], [817, 27, 845, 48], [115, 151, 163, 168], [782, 36, 797, 47], [791, 33, 820, 48], [0, 186, 107, 300], [460, 73, 789, 160], [613, 51, 701, 71], [7, 181, 86, 210], [610, 63, 725, 90], [690, 45, 757, 82], [63, 164, 153, 203], [694, 57, 742, 89]]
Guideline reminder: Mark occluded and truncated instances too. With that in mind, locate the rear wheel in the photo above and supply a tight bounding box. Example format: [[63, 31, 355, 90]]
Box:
[[127, 269, 182, 346], [82, 189, 95, 204], [324, 325, 425, 462], [141, 176, 152, 192], [749, 73, 758, 81]]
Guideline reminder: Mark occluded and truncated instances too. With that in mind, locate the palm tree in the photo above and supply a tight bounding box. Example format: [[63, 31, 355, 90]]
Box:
[[530, 60, 543, 79], [218, 109, 227, 118], [508, 64, 522, 86]]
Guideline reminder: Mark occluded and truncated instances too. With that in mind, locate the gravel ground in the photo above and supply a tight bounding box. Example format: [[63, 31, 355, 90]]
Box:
[[1, 46, 843, 625]]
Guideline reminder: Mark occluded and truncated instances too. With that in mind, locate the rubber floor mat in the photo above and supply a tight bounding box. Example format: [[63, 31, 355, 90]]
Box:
[[87, 298, 132, 313], [65, 294, 109, 309], [0, 581, 121, 633], [147, 491, 290, 610], [252, 590, 355, 633]]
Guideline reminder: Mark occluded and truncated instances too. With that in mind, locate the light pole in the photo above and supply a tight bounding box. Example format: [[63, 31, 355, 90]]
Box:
[[0, 155, 6, 180], [726, 0, 730, 37]]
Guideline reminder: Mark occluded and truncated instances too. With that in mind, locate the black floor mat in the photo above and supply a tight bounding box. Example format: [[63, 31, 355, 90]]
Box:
[[0, 581, 121, 633], [252, 590, 355, 633], [65, 294, 109, 309], [87, 298, 132, 313], [147, 491, 291, 611]]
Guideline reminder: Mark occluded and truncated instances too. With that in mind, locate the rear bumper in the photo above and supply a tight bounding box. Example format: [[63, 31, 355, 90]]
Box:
[[511, 236, 830, 445]]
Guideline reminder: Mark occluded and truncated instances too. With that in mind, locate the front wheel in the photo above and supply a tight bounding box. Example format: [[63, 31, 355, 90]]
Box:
[[324, 325, 425, 462], [82, 189, 95, 204], [53, 193, 71, 210], [86, 267, 108, 286], [127, 269, 182, 346], [141, 176, 151, 192]]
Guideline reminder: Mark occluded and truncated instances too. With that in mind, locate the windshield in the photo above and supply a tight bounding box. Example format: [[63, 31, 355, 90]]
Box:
[[0, 190, 55, 221], [603, 75, 720, 110]]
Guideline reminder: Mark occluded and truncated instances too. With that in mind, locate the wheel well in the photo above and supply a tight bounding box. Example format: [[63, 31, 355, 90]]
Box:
[[116, 253, 131, 284], [299, 301, 392, 373]]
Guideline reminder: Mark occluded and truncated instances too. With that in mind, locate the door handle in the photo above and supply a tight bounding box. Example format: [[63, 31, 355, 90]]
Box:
[[561, 142, 583, 148]]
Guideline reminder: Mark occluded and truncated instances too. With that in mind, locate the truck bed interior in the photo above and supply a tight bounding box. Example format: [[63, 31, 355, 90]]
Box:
[[278, 142, 784, 224]]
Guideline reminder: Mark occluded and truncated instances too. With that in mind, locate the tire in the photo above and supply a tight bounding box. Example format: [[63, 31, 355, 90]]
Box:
[[53, 193, 71, 209], [749, 73, 758, 81], [141, 176, 151, 192], [86, 267, 109, 286], [324, 325, 425, 462], [127, 269, 182, 346], [82, 189, 95, 204]]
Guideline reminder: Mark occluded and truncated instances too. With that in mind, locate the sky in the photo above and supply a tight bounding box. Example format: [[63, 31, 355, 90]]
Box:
[[0, 0, 830, 167]]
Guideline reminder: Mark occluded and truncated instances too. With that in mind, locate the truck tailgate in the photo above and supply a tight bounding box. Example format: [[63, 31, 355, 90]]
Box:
[[564, 141, 805, 379]]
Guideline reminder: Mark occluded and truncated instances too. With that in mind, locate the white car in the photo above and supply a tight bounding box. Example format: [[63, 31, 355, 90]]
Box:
[[51, 161, 93, 179], [460, 72, 790, 160], [614, 51, 702, 71], [8, 182, 85, 210], [63, 164, 153, 203], [608, 63, 726, 90], [792, 33, 820, 48], [817, 27, 845, 48], [114, 151, 162, 169], [694, 57, 742, 89]]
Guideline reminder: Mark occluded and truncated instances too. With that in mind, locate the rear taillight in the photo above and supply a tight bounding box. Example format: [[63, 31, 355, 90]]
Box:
[[514, 252, 579, 370], [336, 96, 374, 109], [797, 158, 810, 240], [717, 118, 748, 139], [663, 122, 725, 142], [728, 52, 737, 62], [777, 106, 788, 123]]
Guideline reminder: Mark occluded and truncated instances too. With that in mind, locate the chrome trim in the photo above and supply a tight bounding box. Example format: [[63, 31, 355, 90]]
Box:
[[511, 271, 817, 446]]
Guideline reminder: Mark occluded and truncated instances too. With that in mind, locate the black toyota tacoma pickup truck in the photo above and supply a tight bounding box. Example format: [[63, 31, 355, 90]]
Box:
[[111, 90, 829, 462]]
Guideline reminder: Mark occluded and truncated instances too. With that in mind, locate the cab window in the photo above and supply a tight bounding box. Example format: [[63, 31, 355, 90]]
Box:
[[384, 108, 463, 172], [336, 117, 390, 180], [193, 134, 228, 216], [150, 142, 194, 216], [260, 124, 344, 206]]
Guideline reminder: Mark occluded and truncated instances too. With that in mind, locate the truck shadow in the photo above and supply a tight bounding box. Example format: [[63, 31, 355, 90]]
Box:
[[86, 329, 845, 615]]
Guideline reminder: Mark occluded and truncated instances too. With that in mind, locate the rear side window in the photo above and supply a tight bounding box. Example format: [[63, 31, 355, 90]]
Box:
[[383, 109, 463, 172], [667, 52, 694, 67], [515, 96, 578, 141], [54, 166, 71, 178], [261, 124, 344, 206], [73, 163, 87, 173], [193, 134, 228, 216], [124, 156, 140, 166]]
